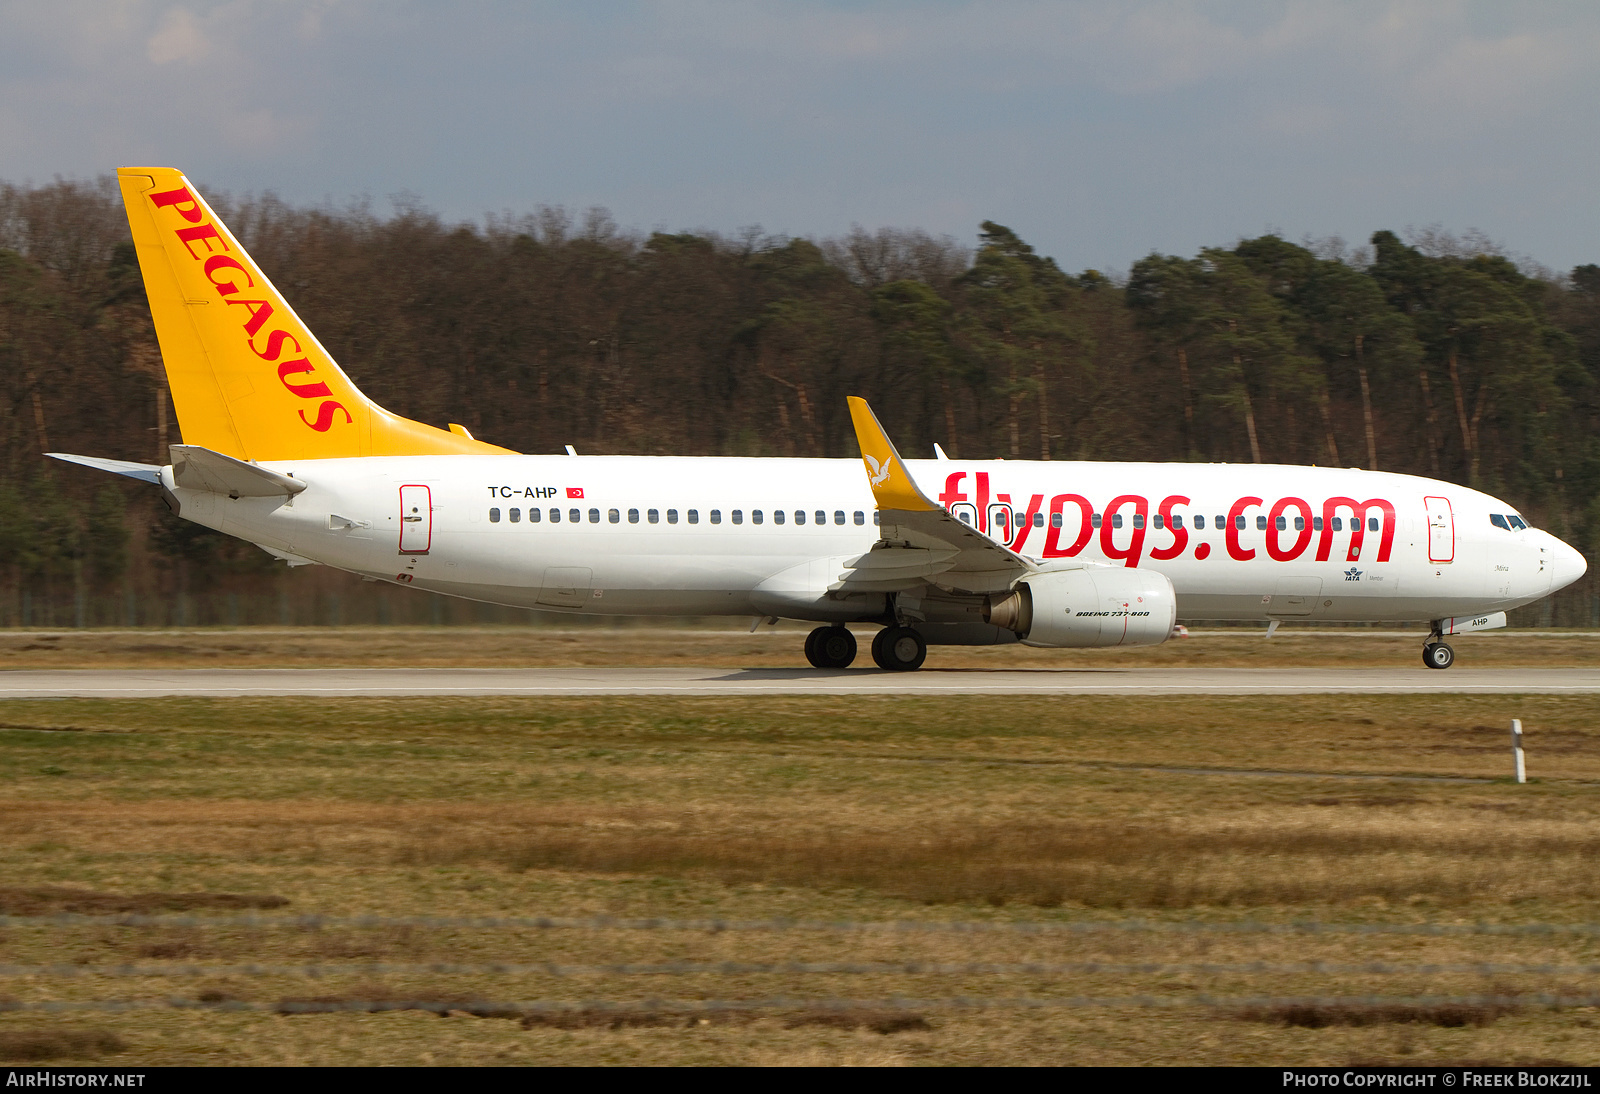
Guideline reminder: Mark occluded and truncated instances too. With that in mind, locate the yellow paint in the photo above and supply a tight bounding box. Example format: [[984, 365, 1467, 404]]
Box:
[[846, 396, 936, 511], [118, 167, 515, 461]]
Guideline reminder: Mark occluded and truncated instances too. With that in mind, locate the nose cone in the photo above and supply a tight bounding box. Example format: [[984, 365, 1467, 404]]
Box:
[[1548, 535, 1588, 594]]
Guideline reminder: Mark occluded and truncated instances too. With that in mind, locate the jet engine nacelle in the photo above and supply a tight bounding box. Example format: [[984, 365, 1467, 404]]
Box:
[[984, 566, 1176, 648]]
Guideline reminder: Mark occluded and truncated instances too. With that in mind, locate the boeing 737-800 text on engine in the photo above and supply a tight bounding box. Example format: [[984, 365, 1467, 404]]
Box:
[[50, 169, 1588, 671]]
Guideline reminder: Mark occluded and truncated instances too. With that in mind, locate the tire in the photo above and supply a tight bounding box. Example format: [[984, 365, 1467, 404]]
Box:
[[804, 626, 827, 669], [815, 626, 857, 669], [871, 625, 927, 672], [1422, 642, 1455, 670]]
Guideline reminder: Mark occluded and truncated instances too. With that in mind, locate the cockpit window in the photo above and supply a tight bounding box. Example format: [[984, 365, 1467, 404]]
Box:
[[1508, 515, 1528, 530], [1490, 514, 1510, 530]]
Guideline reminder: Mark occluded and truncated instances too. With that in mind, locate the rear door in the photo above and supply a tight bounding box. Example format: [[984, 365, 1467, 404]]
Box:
[[1425, 496, 1454, 563], [399, 485, 432, 554]]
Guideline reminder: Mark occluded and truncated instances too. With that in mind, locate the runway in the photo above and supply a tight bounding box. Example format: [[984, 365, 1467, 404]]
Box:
[[3, 665, 1599, 698]]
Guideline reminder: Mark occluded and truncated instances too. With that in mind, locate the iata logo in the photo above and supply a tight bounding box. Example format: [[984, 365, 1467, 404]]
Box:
[[863, 453, 893, 487], [1345, 567, 1363, 581]]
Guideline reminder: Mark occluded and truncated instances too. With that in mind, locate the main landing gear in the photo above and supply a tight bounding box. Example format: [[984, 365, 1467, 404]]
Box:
[[804, 625, 857, 669], [1422, 624, 1455, 670], [871, 626, 927, 672]]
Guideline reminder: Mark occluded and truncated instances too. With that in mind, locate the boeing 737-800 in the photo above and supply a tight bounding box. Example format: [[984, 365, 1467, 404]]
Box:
[[50, 168, 1588, 671]]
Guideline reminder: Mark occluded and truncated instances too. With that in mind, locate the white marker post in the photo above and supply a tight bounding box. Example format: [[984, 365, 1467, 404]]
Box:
[[1511, 719, 1526, 784]]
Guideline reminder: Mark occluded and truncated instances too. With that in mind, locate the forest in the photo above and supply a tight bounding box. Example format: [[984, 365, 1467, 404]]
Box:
[[1, 176, 1596, 628]]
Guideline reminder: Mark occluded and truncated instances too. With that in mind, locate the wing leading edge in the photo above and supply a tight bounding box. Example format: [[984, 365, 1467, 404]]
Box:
[[841, 397, 1035, 595]]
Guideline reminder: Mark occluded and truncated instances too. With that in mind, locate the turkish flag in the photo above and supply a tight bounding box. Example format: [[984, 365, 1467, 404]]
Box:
[[566, 487, 584, 499]]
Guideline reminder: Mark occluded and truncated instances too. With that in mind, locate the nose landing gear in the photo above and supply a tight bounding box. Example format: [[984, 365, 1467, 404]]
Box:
[[1422, 624, 1455, 670], [804, 625, 857, 669]]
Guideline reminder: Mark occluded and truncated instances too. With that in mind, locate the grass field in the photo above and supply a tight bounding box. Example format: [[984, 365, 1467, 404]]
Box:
[[2, 676, 1599, 1065]]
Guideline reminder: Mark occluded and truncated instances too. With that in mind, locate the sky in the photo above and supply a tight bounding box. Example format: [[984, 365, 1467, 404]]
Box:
[[3, 1, 1598, 275]]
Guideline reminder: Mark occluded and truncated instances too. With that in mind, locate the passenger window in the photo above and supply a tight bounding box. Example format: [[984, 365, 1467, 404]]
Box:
[[1490, 513, 1509, 530], [1294, 516, 1304, 531], [816, 511, 826, 525], [570, 509, 581, 523], [1368, 517, 1379, 532], [1235, 515, 1247, 530], [710, 510, 722, 525], [834, 511, 845, 525], [1215, 515, 1225, 528], [648, 509, 659, 524], [1091, 513, 1102, 529], [667, 509, 679, 524], [590, 508, 601, 523], [1311, 517, 1321, 531], [510, 508, 521, 523], [795, 511, 806, 525], [1332, 517, 1342, 531], [1256, 515, 1268, 531], [1132, 514, 1144, 530], [489, 508, 501, 523], [628, 508, 639, 524], [855, 511, 866, 526], [873, 512, 880, 525], [1172, 514, 1183, 530], [1032, 512, 1043, 528], [1275, 516, 1286, 531], [687, 509, 698, 524], [732, 510, 743, 525], [1152, 514, 1163, 530], [753, 510, 763, 525], [1193, 515, 1205, 530], [606, 509, 619, 524], [774, 510, 785, 525], [550, 509, 561, 523], [957, 510, 971, 525], [529, 507, 541, 523], [1050, 512, 1063, 529]]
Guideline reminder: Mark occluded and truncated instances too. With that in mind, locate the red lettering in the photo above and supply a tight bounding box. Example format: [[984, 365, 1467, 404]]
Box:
[[1226, 496, 1263, 561], [277, 359, 332, 399], [975, 472, 990, 534], [1267, 497, 1314, 561], [149, 186, 205, 223], [299, 401, 353, 432], [1100, 495, 1149, 568], [1316, 498, 1396, 562], [203, 255, 254, 296], [225, 298, 276, 338], [1043, 494, 1093, 558], [175, 223, 228, 260], [1010, 494, 1045, 553], [938, 473, 968, 508], [1147, 495, 1191, 561], [250, 329, 303, 361]]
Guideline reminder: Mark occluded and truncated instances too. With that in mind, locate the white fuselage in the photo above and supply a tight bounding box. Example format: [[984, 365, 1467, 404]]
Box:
[[163, 455, 1584, 626]]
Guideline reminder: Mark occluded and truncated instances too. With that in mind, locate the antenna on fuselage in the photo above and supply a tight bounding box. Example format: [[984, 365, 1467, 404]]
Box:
[[565, 445, 578, 456], [933, 443, 951, 461]]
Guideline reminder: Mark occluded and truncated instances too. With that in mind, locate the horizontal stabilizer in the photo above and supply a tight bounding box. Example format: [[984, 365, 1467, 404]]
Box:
[[171, 445, 307, 498], [47, 453, 163, 485]]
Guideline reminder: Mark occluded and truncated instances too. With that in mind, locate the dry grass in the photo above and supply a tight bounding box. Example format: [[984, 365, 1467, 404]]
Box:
[[1238, 1001, 1522, 1029], [1, 693, 1598, 1063], [0, 624, 1595, 669], [0, 1029, 126, 1062]]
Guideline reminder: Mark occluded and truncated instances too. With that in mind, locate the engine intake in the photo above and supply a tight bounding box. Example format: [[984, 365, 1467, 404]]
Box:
[[984, 567, 1176, 648]]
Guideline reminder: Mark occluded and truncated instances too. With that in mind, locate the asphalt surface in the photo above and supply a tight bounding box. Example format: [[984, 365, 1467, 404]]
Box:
[[2, 666, 1598, 698]]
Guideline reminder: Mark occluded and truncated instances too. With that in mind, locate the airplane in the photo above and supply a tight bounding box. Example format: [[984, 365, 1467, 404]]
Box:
[[49, 168, 1589, 672]]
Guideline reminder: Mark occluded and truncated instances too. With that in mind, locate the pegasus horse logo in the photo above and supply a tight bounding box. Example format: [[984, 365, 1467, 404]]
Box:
[[864, 452, 893, 487]]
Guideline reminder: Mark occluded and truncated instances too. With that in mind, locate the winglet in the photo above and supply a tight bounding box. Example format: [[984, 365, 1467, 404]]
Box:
[[846, 397, 937, 512]]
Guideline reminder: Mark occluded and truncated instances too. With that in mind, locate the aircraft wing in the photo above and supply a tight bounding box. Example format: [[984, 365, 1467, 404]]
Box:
[[839, 397, 1034, 595]]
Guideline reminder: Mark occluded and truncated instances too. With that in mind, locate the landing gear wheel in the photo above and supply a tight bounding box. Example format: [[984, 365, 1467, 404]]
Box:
[[871, 626, 927, 672], [805, 626, 857, 669], [1422, 642, 1455, 670]]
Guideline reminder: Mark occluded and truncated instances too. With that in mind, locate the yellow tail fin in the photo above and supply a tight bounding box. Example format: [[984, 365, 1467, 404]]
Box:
[[119, 167, 514, 461]]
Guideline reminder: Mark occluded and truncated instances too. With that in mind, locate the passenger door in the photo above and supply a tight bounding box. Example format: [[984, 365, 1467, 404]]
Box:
[[398, 485, 432, 554], [1425, 496, 1454, 563]]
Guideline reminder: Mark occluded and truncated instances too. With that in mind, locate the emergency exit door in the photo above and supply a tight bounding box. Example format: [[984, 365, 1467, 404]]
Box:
[[399, 485, 432, 554], [1425, 496, 1454, 563]]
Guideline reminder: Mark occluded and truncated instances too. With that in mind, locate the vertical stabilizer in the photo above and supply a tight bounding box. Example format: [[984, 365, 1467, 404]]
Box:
[[118, 167, 513, 461]]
